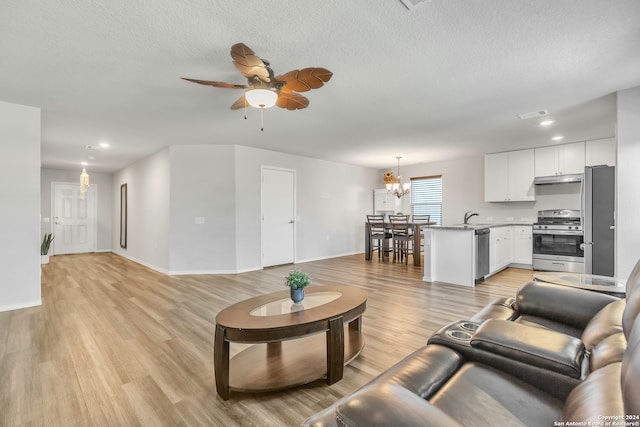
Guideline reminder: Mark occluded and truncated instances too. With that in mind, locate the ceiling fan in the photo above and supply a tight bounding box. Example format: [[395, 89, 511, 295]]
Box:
[[182, 43, 333, 111]]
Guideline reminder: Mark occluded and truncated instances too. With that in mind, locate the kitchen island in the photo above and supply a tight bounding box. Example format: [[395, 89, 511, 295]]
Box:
[[422, 223, 533, 287]]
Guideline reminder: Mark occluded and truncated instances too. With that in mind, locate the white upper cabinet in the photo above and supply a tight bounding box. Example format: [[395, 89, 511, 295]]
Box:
[[585, 137, 616, 167], [508, 149, 536, 201], [485, 149, 535, 202], [534, 142, 585, 177], [484, 152, 509, 202], [374, 189, 396, 212]]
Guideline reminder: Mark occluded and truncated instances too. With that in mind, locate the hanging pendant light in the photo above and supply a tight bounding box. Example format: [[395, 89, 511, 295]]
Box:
[[385, 156, 410, 198], [80, 167, 90, 200]]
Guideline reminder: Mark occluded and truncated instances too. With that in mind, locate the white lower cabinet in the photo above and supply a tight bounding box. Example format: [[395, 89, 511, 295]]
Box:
[[512, 226, 533, 265], [489, 227, 513, 274]]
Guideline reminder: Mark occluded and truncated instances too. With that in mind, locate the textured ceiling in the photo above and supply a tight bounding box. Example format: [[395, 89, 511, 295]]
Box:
[[2, 0, 640, 172]]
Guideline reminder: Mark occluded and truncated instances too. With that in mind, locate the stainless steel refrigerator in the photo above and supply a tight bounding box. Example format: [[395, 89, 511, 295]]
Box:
[[581, 165, 615, 276]]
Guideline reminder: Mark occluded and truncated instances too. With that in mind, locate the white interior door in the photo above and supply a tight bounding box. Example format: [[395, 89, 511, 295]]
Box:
[[262, 167, 295, 267], [53, 183, 97, 254]]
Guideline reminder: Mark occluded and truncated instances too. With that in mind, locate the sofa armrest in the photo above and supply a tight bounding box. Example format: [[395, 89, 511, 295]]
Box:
[[470, 297, 516, 322], [334, 383, 463, 427], [515, 281, 619, 329], [471, 319, 586, 379]]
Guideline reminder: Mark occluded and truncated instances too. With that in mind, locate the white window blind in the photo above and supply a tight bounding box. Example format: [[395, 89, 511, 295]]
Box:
[[410, 175, 442, 225]]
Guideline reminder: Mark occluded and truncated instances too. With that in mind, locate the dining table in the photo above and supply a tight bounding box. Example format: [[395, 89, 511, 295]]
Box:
[[364, 221, 434, 266]]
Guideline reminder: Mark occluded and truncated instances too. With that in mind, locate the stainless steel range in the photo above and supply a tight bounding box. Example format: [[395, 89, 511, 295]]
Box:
[[532, 209, 585, 273]]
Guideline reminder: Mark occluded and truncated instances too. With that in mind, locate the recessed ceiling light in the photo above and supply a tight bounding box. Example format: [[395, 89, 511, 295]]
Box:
[[551, 136, 564, 141], [518, 109, 550, 120], [539, 120, 555, 126], [81, 161, 88, 166], [99, 142, 110, 148]]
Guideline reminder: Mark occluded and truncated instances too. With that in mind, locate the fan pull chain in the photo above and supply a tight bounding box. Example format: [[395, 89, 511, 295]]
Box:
[[244, 97, 247, 120], [260, 108, 264, 131]]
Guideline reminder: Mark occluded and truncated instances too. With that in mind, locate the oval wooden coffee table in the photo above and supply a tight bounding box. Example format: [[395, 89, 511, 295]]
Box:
[[214, 285, 367, 400]]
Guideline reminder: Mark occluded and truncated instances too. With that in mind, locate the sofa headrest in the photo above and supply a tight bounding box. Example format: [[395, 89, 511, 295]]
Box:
[[515, 281, 618, 329], [622, 314, 640, 416], [623, 279, 640, 339], [625, 257, 640, 299]]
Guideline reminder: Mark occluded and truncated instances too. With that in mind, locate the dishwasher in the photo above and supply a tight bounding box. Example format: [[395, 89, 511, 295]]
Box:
[[475, 228, 490, 282]]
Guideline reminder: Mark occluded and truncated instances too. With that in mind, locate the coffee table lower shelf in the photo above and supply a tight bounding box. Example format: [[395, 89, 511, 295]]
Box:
[[229, 327, 364, 393]]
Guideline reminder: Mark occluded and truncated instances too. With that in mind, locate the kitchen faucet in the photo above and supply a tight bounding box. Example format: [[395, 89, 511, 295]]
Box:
[[464, 211, 479, 224]]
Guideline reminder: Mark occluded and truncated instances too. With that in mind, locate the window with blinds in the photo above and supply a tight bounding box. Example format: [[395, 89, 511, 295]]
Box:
[[410, 175, 443, 225]]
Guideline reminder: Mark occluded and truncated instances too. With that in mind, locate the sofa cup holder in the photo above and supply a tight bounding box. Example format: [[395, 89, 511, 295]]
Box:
[[447, 329, 472, 341], [459, 322, 479, 332]]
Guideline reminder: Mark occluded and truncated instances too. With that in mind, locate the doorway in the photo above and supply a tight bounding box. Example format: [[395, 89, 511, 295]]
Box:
[[261, 167, 295, 267], [52, 182, 97, 254]]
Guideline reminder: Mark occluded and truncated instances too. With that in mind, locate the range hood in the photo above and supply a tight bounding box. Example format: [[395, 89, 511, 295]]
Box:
[[534, 173, 583, 185]]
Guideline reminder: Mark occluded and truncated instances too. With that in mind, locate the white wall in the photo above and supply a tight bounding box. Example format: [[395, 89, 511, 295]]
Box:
[[112, 148, 171, 273], [0, 101, 41, 312], [234, 145, 378, 271], [112, 144, 377, 274], [616, 86, 640, 278], [169, 145, 236, 273], [41, 168, 113, 252], [383, 156, 580, 225]]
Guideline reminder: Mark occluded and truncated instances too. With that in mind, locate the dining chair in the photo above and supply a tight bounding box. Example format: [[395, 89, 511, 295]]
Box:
[[366, 214, 391, 260], [412, 214, 431, 223], [411, 214, 430, 254], [389, 215, 412, 264]]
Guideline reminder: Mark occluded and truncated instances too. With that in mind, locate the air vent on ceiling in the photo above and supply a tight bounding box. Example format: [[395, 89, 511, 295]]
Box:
[[400, 0, 428, 11], [517, 110, 550, 120]]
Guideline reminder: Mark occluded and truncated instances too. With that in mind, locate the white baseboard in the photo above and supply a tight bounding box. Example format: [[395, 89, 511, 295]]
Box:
[[112, 251, 365, 276], [112, 251, 264, 276], [0, 299, 42, 313], [294, 251, 363, 264], [112, 251, 170, 275]]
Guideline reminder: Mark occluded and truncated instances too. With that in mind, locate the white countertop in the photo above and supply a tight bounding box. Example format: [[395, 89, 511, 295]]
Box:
[[424, 223, 533, 231]]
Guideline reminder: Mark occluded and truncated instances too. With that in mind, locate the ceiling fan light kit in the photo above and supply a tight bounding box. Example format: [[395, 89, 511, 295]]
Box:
[[183, 42, 332, 130], [245, 89, 278, 109]]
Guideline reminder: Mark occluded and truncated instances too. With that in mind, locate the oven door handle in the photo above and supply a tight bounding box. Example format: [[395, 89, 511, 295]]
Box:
[[533, 229, 584, 236]]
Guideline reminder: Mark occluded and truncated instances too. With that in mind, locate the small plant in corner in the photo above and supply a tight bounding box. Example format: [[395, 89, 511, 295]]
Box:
[[285, 270, 310, 290], [41, 233, 54, 256]]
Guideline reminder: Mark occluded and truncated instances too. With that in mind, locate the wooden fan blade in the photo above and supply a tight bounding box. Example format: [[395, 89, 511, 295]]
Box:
[[231, 43, 271, 83], [181, 78, 246, 89], [276, 92, 309, 110], [230, 95, 247, 110], [275, 68, 333, 93]]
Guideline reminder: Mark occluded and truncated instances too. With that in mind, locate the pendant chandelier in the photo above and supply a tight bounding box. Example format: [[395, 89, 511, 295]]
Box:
[[385, 156, 410, 198], [80, 167, 90, 200]]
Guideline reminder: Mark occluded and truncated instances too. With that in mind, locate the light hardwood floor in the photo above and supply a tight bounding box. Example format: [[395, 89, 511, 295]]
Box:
[[0, 252, 534, 426]]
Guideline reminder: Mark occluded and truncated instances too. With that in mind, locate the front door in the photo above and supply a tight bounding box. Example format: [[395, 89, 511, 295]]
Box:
[[261, 167, 295, 267], [52, 182, 97, 254]]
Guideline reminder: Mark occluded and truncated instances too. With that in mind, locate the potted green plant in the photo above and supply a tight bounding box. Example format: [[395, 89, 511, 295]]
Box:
[[41, 233, 54, 265], [285, 270, 310, 303]]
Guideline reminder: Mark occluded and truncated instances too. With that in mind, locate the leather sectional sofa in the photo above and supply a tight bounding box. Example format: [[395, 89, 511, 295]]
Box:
[[302, 261, 640, 426]]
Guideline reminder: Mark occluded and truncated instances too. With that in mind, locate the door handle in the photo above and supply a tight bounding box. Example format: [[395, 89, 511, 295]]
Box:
[[288, 220, 295, 224], [609, 225, 615, 230]]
